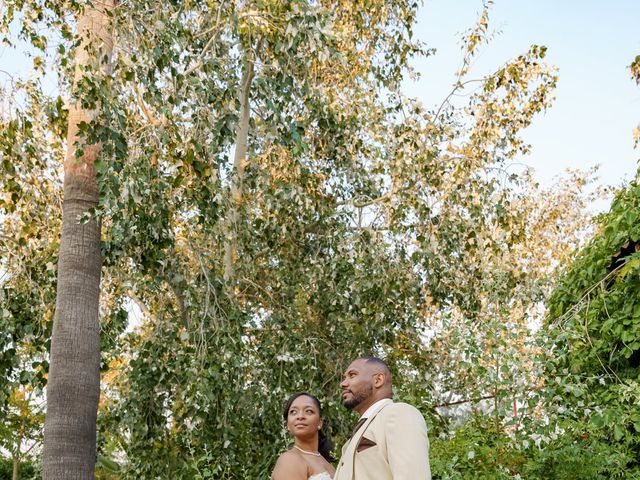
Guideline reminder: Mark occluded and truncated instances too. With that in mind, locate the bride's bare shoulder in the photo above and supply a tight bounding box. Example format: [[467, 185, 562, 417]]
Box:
[[271, 449, 307, 480]]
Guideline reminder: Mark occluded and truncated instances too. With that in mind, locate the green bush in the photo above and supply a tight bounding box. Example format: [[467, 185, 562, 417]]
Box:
[[0, 456, 37, 480], [430, 415, 524, 480]]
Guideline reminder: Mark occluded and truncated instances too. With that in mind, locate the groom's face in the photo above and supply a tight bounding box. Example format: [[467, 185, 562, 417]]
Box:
[[340, 359, 374, 410]]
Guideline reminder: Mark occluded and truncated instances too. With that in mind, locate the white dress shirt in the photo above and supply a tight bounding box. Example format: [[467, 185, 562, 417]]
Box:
[[360, 397, 392, 419]]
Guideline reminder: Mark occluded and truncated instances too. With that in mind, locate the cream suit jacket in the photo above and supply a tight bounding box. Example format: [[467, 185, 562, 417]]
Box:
[[334, 401, 431, 480]]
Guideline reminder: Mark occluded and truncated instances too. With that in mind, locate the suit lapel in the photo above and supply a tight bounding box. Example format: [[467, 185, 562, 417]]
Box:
[[343, 400, 392, 478]]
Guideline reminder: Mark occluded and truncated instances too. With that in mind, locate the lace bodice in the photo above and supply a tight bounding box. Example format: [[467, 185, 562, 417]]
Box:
[[308, 473, 332, 480]]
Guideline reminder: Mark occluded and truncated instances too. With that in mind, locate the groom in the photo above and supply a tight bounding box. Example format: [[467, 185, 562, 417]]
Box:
[[333, 357, 431, 480]]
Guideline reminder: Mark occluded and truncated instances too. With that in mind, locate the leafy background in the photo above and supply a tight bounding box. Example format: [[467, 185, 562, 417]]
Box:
[[0, 0, 639, 478]]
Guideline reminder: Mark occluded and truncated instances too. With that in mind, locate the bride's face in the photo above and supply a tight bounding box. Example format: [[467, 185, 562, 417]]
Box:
[[287, 395, 323, 438]]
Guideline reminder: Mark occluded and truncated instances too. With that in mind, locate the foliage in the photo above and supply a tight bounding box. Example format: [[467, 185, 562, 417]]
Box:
[[0, 385, 44, 477], [0, 78, 61, 394], [0, 77, 60, 471], [520, 418, 636, 479], [432, 403, 637, 479], [0, 0, 612, 478], [537, 171, 640, 478], [632, 54, 640, 147], [0, 456, 37, 480], [430, 414, 521, 480]]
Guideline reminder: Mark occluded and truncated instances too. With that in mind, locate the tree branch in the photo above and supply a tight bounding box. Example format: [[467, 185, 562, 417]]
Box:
[[185, 3, 225, 75], [337, 183, 404, 209], [133, 83, 160, 126], [223, 46, 256, 284], [434, 78, 484, 121]]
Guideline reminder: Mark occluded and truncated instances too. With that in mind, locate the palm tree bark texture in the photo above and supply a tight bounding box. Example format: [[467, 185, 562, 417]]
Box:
[[42, 1, 115, 478]]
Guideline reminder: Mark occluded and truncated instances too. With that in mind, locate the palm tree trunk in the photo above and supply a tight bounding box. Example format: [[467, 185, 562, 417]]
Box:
[[42, 2, 115, 478]]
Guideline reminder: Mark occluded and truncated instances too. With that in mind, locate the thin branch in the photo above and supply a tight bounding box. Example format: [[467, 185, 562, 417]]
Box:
[[22, 439, 40, 456], [133, 83, 160, 126], [166, 276, 190, 329], [0, 69, 16, 80], [185, 2, 225, 75], [194, 25, 219, 40], [434, 78, 485, 121], [240, 276, 274, 302], [337, 185, 404, 209], [435, 386, 540, 409], [0, 234, 19, 244], [127, 290, 155, 323], [549, 263, 623, 327]]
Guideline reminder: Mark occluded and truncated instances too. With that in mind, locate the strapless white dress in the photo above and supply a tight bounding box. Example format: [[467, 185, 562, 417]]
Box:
[[308, 473, 332, 480]]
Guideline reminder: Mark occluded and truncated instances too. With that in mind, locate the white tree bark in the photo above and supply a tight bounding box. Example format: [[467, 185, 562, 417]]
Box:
[[223, 55, 254, 285]]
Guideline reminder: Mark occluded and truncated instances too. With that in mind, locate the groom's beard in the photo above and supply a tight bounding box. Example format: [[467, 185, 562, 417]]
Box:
[[342, 385, 373, 410]]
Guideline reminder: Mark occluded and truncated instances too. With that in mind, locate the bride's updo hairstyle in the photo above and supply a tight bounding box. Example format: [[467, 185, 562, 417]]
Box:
[[283, 392, 335, 463]]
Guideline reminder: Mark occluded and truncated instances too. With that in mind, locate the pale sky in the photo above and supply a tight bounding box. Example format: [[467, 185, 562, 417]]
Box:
[[404, 0, 640, 194]]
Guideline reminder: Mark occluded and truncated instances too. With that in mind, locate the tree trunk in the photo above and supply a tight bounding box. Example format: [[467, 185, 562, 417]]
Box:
[[223, 55, 254, 285], [12, 453, 19, 480], [42, 2, 115, 479]]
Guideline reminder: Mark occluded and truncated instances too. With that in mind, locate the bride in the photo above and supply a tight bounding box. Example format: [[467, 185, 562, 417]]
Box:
[[271, 392, 336, 480]]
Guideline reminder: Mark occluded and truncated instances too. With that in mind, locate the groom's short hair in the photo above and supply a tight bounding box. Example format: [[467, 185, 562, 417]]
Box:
[[360, 356, 391, 377]]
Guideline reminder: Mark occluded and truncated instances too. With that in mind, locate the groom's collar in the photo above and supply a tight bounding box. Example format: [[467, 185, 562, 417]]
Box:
[[360, 397, 392, 419]]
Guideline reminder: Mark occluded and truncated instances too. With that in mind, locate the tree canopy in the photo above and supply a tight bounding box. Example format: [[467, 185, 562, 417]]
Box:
[[0, 1, 635, 479]]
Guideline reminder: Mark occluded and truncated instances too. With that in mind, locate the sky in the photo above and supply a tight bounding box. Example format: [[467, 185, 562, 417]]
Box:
[[403, 0, 640, 197]]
